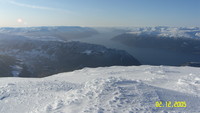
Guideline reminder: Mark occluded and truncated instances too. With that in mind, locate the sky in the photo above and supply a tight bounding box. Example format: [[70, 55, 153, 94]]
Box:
[[0, 0, 200, 27]]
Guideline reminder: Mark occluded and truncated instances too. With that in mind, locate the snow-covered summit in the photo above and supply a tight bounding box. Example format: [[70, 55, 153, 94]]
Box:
[[0, 65, 200, 113]]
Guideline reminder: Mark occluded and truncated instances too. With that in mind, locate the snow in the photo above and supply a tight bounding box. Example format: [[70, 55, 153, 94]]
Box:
[[10, 65, 23, 77], [195, 32, 200, 37], [82, 50, 92, 55], [128, 26, 200, 39], [0, 65, 200, 113]]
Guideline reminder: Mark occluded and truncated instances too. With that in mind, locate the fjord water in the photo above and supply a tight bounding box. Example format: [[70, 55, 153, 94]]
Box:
[[71, 28, 200, 66]]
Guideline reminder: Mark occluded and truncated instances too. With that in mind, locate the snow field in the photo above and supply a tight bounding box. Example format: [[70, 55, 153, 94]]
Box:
[[0, 65, 200, 113]]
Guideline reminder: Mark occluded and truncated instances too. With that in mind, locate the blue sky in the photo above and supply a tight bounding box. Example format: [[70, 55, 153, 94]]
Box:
[[0, 0, 199, 27]]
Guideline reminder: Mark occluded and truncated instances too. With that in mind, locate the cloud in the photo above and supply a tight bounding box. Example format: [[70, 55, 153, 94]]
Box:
[[8, 0, 72, 14], [9, 1, 53, 10]]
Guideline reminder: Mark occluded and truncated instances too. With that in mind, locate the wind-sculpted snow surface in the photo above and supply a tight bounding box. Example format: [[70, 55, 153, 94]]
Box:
[[0, 65, 200, 113], [54, 77, 160, 113]]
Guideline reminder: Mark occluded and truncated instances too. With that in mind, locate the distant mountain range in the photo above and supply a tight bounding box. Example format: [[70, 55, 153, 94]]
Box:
[[0, 26, 98, 41], [111, 27, 200, 66], [1, 26, 200, 78], [112, 33, 200, 54], [0, 31, 140, 77]]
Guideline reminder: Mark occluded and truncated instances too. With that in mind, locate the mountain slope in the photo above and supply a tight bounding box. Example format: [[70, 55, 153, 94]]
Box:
[[0, 34, 140, 77], [0, 65, 200, 113]]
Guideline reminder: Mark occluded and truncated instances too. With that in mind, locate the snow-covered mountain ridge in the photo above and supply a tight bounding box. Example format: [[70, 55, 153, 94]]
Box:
[[0, 26, 98, 41], [112, 27, 200, 66], [0, 34, 140, 77], [0, 65, 200, 113], [127, 26, 200, 39]]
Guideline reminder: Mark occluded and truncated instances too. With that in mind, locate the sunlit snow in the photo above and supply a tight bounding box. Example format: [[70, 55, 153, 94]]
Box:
[[0, 65, 200, 113]]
